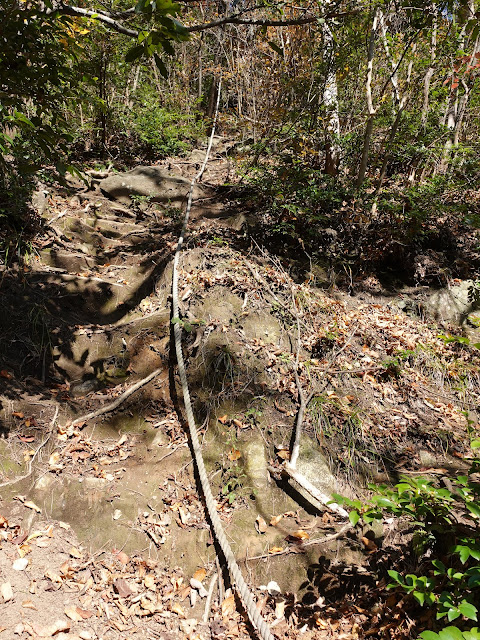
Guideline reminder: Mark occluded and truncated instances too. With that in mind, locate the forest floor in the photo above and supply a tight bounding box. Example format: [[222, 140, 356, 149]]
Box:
[[1, 138, 480, 640]]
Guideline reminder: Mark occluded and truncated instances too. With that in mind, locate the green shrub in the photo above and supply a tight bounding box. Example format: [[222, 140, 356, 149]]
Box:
[[131, 104, 204, 157], [334, 440, 480, 638]]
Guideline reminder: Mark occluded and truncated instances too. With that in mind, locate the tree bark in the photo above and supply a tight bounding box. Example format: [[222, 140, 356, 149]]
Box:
[[421, 10, 437, 127], [322, 21, 340, 176], [356, 8, 381, 189]]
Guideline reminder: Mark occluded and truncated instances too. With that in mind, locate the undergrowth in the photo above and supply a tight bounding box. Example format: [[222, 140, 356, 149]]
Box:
[[335, 440, 480, 639], [244, 158, 480, 284]]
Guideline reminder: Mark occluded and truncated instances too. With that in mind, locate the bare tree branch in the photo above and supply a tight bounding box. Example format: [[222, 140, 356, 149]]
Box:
[[38, 1, 361, 40], [52, 3, 139, 38], [186, 9, 361, 33]]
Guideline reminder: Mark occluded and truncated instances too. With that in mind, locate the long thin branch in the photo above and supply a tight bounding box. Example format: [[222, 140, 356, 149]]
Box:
[[70, 368, 163, 427], [53, 4, 139, 37], [246, 523, 352, 560], [41, 3, 361, 40], [186, 9, 361, 33], [289, 287, 313, 469]]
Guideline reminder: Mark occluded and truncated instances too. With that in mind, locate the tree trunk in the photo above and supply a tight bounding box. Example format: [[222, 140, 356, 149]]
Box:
[[421, 11, 437, 127], [322, 21, 340, 176], [439, 1, 475, 172], [356, 8, 381, 189]]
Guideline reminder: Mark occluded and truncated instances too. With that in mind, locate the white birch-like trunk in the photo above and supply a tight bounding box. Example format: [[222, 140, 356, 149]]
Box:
[[356, 7, 381, 189], [322, 21, 340, 175]]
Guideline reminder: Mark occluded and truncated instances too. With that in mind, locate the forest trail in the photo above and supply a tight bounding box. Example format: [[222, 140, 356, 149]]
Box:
[[1, 139, 480, 640]]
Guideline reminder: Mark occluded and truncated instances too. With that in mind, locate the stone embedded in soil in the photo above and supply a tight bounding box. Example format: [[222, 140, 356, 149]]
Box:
[[243, 437, 269, 490], [99, 166, 208, 205], [294, 436, 340, 505], [426, 280, 479, 325]]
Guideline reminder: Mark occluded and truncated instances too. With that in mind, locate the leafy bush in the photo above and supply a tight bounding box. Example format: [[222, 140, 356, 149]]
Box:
[[131, 104, 204, 157], [334, 440, 480, 638]]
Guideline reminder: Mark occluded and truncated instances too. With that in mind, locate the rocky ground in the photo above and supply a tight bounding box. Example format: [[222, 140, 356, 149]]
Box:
[[1, 138, 480, 639]]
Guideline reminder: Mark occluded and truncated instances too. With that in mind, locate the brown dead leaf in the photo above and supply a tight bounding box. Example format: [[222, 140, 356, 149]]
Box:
[[64, 605, 83, 622], [0, 370, 12, 379], [218, 414, 228, 424], [69, 547, 83, 559], [23, 500, 41, 514], [12, 411, 24, 418], [35, 538, 51, 549], [48, 451, 62, 467], [178, 586, 191, 601], [171, 602, 186, 617], [44, 569, 62, 583], [0, 516, 8, 528], [268, 547, 284, 554], [1, 583, 13, 602], [232, 419, 244, 429], [255, 516, 268, 534], [192, 568, 206, 583], [12, 531, 28, 545], [60, 561, 74, 578], [112, 549, 129, 565], [76, 607, 93, 620], [362, 536, 378, 551], [227, 448, 241, 461], [270, 514, 283, 527], [178, 506, 189, 525], [18, 435, 35, 443], [18, 543, 32, 558], [144, 574, 156, 590], [21, 600, 37, 610], [25, 530, 46, 543], [221, 593, 236, 618], [287, 529, 310, 541], [37, 619, 70, 637], [141, 596, 159, 614], [276, 448, 290, 461], [114, 578, 133, 598]]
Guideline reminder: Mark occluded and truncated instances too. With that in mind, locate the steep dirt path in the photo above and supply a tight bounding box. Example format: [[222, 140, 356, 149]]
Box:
[[1, 139, 480, 640]]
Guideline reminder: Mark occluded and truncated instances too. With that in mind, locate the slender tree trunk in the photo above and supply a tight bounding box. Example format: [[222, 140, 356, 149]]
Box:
[[356, 8, 381, 189], [421, 11, 437, 127], [439, 1, 474, 172], [379, 11, 400, 109], [453, 79, 471, 146], [98, 44, 108, 154], [150, 62, 162, 96], [198, 40, 203, 100], [375, 102, 406, 195], [322, 21, 340, 176]]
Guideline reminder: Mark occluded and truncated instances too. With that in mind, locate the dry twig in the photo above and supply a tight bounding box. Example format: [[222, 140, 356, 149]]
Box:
[[70, 367, 163, 427]]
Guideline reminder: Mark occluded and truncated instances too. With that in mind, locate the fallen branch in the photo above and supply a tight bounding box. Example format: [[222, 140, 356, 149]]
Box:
[[288, 373, 314, 469], [270, 463, 348, 518], [246, 523, 353, 560], [155, 440, 188, 463], [70, 368, 163, 427], [203, 572, 218, 623], [283, 288, 348, 516]]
